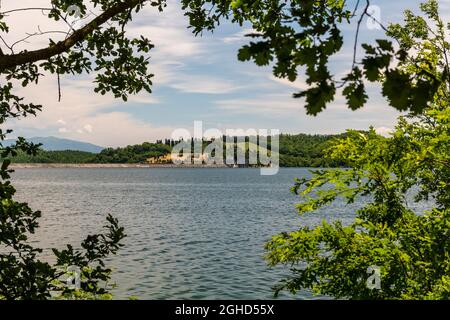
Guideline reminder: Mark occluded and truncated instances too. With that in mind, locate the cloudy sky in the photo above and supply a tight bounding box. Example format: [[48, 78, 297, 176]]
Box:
[[2, 0, 448, 147]]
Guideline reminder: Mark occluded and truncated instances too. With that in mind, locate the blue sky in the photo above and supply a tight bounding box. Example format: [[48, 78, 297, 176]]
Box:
[[4, 0, 449, 147]]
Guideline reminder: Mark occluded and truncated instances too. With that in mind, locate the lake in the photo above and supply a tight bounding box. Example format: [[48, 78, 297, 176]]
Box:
[[11, 168, 359, 299]]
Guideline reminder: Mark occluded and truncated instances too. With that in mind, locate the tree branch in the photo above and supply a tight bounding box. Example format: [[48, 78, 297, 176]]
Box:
[[352, 0, 370, 69], [10, 29, 69, 53], [0, 0, 146, 73], [0, 7, 53, 15]]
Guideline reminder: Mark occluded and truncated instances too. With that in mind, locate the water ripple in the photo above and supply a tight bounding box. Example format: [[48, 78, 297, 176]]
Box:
[[11, 168, 358, 300]]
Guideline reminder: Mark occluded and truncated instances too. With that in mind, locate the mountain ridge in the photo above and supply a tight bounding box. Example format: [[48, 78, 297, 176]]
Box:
[[2, 136, 104, 153]]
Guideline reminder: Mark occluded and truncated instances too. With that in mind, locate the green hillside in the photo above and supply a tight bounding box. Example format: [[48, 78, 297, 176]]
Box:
[[8, 150, 96, 164], [5, 133, 349, 167]]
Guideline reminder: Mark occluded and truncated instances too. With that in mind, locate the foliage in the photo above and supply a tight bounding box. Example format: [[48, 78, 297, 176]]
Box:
[[0, 140, 126, 300], [279, 133, 349, 168], [6, 150, 96, 164], [266, 109, 450, 299], [0, 0, 448, 300], [0, 0, 151, 299], [5, 135, 350, 167], [0, 162, 126, 300], [265, 2, 450, 299], [0, 1, 446, 120], [51, 214, 126, 299], [181, 0, 449, 115]]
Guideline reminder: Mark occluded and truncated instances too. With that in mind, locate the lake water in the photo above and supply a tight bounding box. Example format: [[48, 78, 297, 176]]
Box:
[[11, 168, 360, 299]]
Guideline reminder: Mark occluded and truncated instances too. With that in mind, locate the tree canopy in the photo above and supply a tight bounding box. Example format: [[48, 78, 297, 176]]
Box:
[[181, 0, 449, 114], [0, 0, 447, 121], [0, 0, 449, 299], [266, 2, 450, 299], [5, 134, 349, 167]]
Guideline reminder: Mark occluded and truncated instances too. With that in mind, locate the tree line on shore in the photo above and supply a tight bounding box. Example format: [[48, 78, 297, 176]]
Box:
[[6, 133, 350, 168]]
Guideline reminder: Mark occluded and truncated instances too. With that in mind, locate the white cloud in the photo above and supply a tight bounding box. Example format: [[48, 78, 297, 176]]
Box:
[[83, 124, 93, 133], [11, 109, 175, 147], [66, 112, 175, 147], [216, 94, 302, 116], [214, 92, 401, 135], [170, 75, 242, 94], [375, 126, 393, 136], [5, 68, 168, 146], [1, 0, 409, 146], [268, 75, 309, 91], [0, 1, 62, 52], [126, 0, 207, 63], [222, 28, 257, 44], [128, 25, 203, 58], [150, 62, 242, 94], [128, 94, 161, 105]]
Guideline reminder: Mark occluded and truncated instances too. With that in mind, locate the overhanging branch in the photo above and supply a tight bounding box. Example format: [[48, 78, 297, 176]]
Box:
[[0, 0, 145, 73]]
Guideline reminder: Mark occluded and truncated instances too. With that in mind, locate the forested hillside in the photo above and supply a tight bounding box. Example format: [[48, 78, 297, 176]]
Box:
[[279, 134, 348, 167], [92, 142, 171, 163], [6, 134, 349, 167], [10, 150, 97, 164]]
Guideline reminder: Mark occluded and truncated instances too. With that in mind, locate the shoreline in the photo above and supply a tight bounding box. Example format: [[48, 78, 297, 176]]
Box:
[[9, 163, 236, 169]]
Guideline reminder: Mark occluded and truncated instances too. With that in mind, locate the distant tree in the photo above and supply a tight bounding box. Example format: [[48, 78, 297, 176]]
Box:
[[266, 2, 450, 299], [5, 149, 96, 163], [91, 142, 170, 163], [278, 133, 349, 167], [0, 0, 446, 299]]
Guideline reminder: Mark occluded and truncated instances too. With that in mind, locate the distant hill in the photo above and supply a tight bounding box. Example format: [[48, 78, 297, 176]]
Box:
[[3, 137, 104, 153], [3, 133, 351, 167], [91, 134, 349, 167]]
